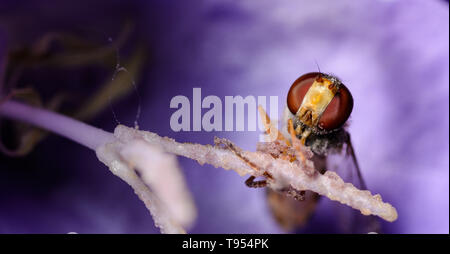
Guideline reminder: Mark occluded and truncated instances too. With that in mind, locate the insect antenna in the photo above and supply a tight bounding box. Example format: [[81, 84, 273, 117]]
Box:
[[314, 59, 322, 74]]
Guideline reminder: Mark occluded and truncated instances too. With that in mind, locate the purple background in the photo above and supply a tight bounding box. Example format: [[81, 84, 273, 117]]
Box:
[[0, 0, 448, 233]]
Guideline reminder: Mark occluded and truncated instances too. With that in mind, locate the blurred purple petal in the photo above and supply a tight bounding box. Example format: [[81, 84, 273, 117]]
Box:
[[0, 0, 448, 233]]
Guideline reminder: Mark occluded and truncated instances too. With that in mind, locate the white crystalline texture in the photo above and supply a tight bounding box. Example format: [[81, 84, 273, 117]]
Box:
[[95, 134, 196, 234], [119, 140, 196, 227], [114, 125, 398, 223], [256, 140, 295, 158], [114, 125, 254, 177]]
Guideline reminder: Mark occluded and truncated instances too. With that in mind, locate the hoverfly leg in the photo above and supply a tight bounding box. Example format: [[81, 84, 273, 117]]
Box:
[[287, 189, 306, 201], [245, 175, 267, 188], [300, 129, 311, 145]]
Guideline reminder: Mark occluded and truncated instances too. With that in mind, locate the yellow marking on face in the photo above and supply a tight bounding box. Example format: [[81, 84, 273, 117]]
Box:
[[297, 77, 337, 127], [311, 93, 322, 104]]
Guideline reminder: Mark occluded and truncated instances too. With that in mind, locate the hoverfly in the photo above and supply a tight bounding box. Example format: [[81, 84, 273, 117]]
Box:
[[245, 72, 380, 233]]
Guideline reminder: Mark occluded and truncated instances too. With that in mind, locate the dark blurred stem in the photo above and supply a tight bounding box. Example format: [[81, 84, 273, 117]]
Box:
[[0, 100, 114, 150]]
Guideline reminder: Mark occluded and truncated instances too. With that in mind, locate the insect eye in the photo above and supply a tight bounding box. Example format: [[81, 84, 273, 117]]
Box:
[[287, 72, 320, 115], [318, 83, 353, 131], [287, 72, 354, 132]]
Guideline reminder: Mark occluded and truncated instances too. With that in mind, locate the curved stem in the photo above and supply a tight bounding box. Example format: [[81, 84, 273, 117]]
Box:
[[0, 100, 114, 150], [0, 100, 190, 233]]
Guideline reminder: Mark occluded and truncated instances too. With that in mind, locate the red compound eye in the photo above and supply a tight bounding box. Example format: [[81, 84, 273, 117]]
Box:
[[318, 83, 353, 131], [287, 72, 320, 115], [286, 72, 354, 132]]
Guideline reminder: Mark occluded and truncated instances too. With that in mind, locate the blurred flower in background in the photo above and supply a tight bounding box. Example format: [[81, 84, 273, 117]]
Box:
[[0, 0, 448, 233]]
